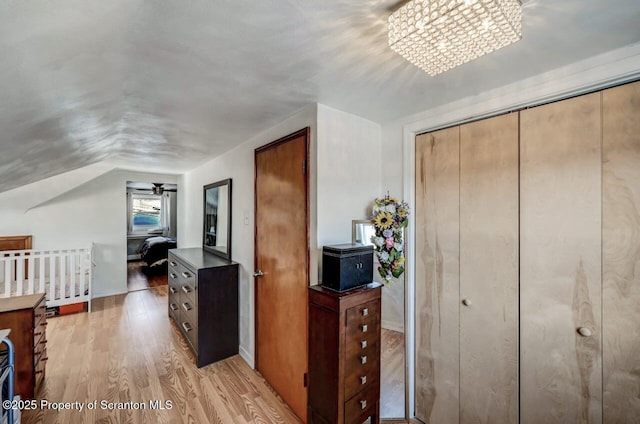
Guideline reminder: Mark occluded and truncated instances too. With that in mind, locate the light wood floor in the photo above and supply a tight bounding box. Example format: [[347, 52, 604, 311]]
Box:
[[23, 287, 301, 424], [380, 329, 405, 419], [127, 260, 168, 292], [22, 287, 412, 424]]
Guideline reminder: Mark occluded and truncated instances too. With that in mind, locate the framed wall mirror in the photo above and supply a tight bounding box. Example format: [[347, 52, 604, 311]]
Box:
[[203, 178, 232, 260]]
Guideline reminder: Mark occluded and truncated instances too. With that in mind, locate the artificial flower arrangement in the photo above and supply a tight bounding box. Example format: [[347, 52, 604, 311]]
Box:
[[370, 195, 410, 282]]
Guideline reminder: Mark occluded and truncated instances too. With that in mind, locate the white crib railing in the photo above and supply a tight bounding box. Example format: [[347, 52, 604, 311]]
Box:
[[0, 246, 93, 312]]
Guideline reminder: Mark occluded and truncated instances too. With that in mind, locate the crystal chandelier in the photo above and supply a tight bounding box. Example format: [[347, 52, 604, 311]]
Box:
[[388, 0, 522, 76]]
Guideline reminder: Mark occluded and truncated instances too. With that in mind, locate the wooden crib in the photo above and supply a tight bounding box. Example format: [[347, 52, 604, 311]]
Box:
[[0, 246, 93, 312]]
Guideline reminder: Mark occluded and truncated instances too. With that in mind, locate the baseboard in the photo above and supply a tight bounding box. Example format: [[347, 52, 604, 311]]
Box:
[[239, 345, 255, 369], [382, 320, 404, 333], [91, 289, 128, 299]]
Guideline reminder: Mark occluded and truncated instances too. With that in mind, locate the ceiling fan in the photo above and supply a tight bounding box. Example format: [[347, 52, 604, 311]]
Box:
[[127, 181, 178, 194]]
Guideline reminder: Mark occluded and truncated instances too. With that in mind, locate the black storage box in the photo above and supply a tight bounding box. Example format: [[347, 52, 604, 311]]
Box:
[[321, 243, 374, 292]]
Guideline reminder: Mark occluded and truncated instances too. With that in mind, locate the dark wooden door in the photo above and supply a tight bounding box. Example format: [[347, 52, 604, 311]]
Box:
[[255, 128, 309, 422]]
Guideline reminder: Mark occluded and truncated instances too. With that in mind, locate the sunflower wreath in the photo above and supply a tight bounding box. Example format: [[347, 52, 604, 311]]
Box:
[[370, 196, 410, 282]]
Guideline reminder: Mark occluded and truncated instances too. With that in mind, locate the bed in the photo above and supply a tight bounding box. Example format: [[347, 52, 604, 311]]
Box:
[[139, 236, 176, 267], [0, 244, 93, 312]]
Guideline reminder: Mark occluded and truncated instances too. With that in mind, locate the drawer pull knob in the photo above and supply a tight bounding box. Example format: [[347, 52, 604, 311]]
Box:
[[169, 261, 177, 267], [41, 357, 49, 362], [170, 273, 178, 279], [362, 308, 369, 316], [181, 285, 192, 294], [170, 303, 178, 311], [34, 332, 42, 337], [182, 302, 192, 312], [361, 355, 367, 364], [181, 322, 193, 332], [36, 370, 44, 375], [170, 287, 177, 294], [361, 340, 367, 349], [182, 272, 192, 279], [360, 400, 367, 410], [361, 324, 368, 333], [360, 376, 367, 385]]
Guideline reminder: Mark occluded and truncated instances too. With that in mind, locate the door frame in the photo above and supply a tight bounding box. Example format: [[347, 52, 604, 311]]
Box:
[[253, 126, 311, 378]]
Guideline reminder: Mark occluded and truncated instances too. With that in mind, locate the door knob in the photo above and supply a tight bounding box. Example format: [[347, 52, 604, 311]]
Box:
[[462, 299, 472, 306], [577, 327, 592, 337], [253, 270, 264, 277]]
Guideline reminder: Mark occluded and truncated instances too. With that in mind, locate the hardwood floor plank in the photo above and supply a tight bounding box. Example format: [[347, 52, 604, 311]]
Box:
[[22, 288, 301, 424]]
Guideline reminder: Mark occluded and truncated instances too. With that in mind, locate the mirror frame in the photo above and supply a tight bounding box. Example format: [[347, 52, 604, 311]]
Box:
[[203, 178, 232, 260], [352, 219, 375, 246]]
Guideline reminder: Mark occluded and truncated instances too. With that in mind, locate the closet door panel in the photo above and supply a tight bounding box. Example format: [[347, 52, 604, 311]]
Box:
[[603, 80, 640, 423], [520, 93, 602, 424], [459, 113, 519, 424], [415, 128, 460, 423]]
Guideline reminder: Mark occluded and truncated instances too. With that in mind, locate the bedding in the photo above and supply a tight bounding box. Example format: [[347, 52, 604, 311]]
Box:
[[139, 236, 177, 267], [0, 276, 89, 299]]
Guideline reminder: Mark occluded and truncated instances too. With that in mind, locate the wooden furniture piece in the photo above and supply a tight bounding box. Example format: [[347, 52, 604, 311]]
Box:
[[0, 235, 32, 280], [308, 282, 382, 424], [0, 235, 32, 252], [168, 248, 238, 368], [0, 293, 46, 399]]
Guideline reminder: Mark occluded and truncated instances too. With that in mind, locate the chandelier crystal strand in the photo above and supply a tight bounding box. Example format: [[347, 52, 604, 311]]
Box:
[[388, 0, 522, 76]]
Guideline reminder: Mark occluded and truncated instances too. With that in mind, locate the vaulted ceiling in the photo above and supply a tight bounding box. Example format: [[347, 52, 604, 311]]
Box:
[[1, 0, 639, 193]]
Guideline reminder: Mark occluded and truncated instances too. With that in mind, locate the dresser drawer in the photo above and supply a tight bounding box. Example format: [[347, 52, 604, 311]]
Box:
[[344, 340, 379, 399], [35, 346, 46, 391], [180, 314, 198, 351], [33, 315, 47, 348], [34, 297, 46, 328], [346, 300, 379, 330], [344, 383, 378, 424]]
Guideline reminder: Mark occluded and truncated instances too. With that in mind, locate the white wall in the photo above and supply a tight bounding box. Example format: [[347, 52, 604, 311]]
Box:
[[177, 104, 318, 367], [0, 168, 178, 298], [316, 104, 382, 266]]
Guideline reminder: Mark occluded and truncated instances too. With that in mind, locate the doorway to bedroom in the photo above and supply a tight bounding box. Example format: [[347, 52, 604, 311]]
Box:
[[126, 181, 178, 292]]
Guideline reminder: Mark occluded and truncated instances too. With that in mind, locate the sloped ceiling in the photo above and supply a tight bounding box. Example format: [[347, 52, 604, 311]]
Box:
[[0, 0, 639, 193]]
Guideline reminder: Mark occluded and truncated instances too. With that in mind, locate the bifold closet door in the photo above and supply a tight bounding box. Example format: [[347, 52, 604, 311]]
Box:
[[520, 93, 602, 424], [415, 127, 460, 424], [459, 113, 519, 423], [415, 115, 518, 424], [602, 80, 640, 422]]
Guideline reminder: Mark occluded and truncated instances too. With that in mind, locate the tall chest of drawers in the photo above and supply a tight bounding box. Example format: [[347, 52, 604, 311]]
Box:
[[168, 248, 238, 368], [0, 293, 47, 399], [308, 283, 382, 424]]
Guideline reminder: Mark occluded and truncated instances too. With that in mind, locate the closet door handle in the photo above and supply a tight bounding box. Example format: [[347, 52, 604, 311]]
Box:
[[577, 327, 592, 337]]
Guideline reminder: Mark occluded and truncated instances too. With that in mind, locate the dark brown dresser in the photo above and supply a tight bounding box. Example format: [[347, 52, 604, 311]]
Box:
[[168, 248, 238, 368], [0, 293, 47, 399], [308, 283, 382, 424]]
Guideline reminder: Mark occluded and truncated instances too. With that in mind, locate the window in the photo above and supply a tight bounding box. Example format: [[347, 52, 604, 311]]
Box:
[[130, 194, 163, 234]]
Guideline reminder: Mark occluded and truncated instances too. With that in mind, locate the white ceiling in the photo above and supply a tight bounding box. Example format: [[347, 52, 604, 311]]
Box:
[[0, 0, 639, 193]]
